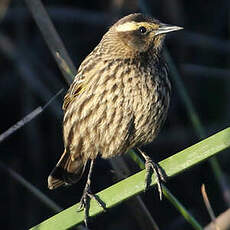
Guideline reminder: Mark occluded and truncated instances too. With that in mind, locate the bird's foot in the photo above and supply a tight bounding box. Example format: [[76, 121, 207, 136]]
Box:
[[78, 183, 106, 228], [144, 155, 166, 200]]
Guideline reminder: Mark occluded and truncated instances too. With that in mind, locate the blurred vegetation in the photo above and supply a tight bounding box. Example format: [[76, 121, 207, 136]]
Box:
[[1, 0, 230, 229]]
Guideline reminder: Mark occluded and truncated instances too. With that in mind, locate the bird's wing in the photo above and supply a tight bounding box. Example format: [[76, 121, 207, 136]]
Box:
[[62, 47, 98, 112], [62, 73, 86, 111]]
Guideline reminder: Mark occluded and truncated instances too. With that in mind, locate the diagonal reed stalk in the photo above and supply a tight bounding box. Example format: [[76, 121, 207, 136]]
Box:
[[165, 51, 229, 205], [30, 127, 230, 229]]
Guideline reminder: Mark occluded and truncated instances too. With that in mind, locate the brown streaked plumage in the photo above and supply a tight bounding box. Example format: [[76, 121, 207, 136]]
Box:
[[48, 13, 182, 226]]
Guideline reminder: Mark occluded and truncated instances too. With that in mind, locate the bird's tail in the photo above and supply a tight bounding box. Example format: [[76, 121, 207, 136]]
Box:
[[48, 149, 86, 190]]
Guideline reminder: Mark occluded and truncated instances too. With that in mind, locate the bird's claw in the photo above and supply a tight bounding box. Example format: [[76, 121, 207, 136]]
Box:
[[144, 156, 166, 200], [78, 185, 106, 228]]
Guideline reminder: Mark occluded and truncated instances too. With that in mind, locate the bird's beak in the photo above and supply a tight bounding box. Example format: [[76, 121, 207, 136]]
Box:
[[155, 24, 183, 36]]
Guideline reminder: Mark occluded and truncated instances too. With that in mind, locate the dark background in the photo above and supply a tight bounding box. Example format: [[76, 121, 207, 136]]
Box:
[[0, 0, 230, 229]]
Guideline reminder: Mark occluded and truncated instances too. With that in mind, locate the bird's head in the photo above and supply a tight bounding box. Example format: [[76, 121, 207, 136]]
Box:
[[101, 13, 183, 57]]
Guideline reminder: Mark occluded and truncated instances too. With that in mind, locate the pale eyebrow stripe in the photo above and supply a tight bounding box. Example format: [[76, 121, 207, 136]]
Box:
[[116, 21, 145, 32], [116, 21, 138, 32], [116, 22, 153, 32]]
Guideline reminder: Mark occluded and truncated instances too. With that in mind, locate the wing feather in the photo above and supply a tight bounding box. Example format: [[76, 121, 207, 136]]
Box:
[[62, 74, 86, 111]]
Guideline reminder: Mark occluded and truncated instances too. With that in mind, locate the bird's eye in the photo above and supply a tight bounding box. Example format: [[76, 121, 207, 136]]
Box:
[[139, 26, 147, 34]]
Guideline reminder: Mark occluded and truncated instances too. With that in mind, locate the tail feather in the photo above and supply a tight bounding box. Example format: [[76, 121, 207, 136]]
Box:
[[48, 149, 86, 190]]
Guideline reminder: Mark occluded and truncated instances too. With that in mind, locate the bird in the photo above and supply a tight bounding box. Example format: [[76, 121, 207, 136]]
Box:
[[48, 13, 183, 226]]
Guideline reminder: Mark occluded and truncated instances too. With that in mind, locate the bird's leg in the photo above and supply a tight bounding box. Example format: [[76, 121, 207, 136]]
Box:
[[137, 148, 166, 200], [78, 160, 106, 227]]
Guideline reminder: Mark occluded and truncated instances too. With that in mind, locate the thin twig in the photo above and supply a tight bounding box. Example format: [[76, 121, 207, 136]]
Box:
[[56, 52, 74, 78], [0, 88, 63, 143], [205, 209, 230, 230], [0, 33, 62, 117], [201, 184, 220, 230], [0, 161, 62, 213], [0, 107, 42, 143], [43, 88, 64, 110], [24, 0, 77, 84]]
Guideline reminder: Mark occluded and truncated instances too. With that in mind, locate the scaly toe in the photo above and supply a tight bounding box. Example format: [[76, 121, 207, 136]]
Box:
[[144, 158, 165, 199]]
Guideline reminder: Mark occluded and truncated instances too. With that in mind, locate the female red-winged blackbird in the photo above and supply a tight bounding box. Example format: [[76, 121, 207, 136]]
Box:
[[48, 13, 182, 226]]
